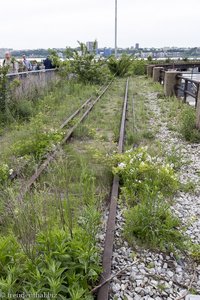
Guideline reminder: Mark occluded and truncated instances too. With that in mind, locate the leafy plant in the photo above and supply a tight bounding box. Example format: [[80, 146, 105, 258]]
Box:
[[113, 147, 185, 252], [0, 66, 8, 114], [189, 243, 200, 263], [0, 163, 10, 185], [12, 129, 64, 160], [65, 42, 111, 84], [131, 59, 146, 75], [107, 55, 132, 77], [113, 147, 179, 205], [180, 106, 200, 142], [124, 196, 184, 251]]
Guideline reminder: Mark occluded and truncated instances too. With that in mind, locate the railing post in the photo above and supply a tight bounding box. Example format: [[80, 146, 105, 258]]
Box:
[[164, 71, 182, 97], [196, 85, 200, 129], [147, 65, 155, 78], [153, 67, 164, 82], [183, 79, 188, 103]]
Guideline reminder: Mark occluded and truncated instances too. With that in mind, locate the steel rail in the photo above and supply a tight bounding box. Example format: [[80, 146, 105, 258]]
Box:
[[97, 78, 129, 300], [16, 81, 113, 202], [9, 87, 105, 182]]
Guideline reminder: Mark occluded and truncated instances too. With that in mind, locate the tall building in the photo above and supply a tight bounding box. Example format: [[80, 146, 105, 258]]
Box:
[[135, 43, 139, 50], [86, 41, 98, 53]]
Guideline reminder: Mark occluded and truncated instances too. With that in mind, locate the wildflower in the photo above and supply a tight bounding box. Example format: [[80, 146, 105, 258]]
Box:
[[118, 162, 126, 169], [125, 149, 133, 153], [9, 169, 14, 175], [140, 161, 145, 167]]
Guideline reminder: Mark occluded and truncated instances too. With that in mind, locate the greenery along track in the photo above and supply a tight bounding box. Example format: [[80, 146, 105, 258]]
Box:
[[0, 80, 98, 185], [0, 78, 127, 299], [16, 82, 113, 202]]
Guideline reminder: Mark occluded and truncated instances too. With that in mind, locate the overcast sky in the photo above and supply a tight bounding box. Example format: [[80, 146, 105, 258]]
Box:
[[1, 0, 200, 50]]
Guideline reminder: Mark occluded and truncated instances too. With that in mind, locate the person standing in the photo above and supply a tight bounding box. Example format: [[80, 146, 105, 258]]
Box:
[[43, 56, 54, 69], [3, 52, 18, 73], [22, 54, 32, 71]]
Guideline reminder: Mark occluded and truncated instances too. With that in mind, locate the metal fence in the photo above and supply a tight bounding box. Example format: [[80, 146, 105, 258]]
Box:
[[157, 68, 200, 107], [176, 75, 200, 107]]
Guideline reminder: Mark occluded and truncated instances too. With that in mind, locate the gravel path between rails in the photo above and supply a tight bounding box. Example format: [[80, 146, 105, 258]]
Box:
[[107, 89, 200, 300]]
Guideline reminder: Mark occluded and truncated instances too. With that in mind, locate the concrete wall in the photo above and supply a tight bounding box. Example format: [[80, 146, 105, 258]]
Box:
[[7, 69, 59, 100]]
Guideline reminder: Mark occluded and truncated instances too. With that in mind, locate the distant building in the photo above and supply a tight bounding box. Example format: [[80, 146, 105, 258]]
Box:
[[86, 41, 98, 53], [104, 48, 112, 57], [135, 43, 139, 50]]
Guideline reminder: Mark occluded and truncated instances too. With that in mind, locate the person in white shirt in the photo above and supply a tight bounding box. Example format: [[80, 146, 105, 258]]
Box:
[[3, 52, 18, 74]]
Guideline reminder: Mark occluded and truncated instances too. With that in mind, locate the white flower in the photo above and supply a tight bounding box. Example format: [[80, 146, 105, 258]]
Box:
[[125, 149, 133, 153], [118, 162, 126, 169], [9, 169, 14, 175]]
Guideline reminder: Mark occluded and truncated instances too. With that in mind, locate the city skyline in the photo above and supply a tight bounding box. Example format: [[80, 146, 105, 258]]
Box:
[[0, 0, 200, 50]]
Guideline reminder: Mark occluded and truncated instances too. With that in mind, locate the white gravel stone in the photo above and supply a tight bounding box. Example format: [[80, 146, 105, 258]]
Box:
[[106, 90, 200, 300]]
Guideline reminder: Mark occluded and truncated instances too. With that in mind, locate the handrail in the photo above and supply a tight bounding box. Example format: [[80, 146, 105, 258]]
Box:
[[6, 68, 57, 77], [176, 74, 200, 107], [177, 75, 200, 85]]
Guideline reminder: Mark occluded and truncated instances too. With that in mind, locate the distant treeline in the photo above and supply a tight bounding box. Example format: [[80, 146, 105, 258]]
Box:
[[11, 49, 52, 58]]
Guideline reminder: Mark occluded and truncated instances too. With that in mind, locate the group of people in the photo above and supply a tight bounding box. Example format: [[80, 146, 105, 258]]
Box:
[[1, 52, 54, 74]]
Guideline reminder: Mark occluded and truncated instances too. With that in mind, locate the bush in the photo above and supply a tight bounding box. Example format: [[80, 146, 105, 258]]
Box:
[[131, 59, 146, 75], [0, 163, 10, 185], [107, 55, 132, 77], [113, 147, 179, 205], [113, 147, 184, 252], [11, 99, 34, 120], [0, 227, 101, 299], [65, 42, 111, 84], [124, 197, 184, 251], [12, 129, 64, 160], [0, 66, 8, 114], [180, 106, 200, 142]]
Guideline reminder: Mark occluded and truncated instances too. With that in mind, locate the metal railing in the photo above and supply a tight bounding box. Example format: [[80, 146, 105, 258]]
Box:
[[6, 68, 56, 79], [159, 69, 165, 85], [176, 75, 200, 108]]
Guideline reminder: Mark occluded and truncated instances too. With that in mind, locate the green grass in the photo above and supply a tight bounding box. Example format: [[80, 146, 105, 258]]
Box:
[[125, 77, 157, 149], [0, 78, 127, 298], [156, 92, 200, 143], [0, 81, 98, 185]]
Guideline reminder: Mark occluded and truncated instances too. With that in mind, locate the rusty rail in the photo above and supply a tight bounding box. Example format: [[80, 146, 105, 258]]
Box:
[[97, 78, 129, 300], [16, 81, 113, 202]]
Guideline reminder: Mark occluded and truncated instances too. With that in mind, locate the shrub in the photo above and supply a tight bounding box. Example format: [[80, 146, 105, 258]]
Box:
[[0, 225, 101, 299], [107, 55, 132, 77], [11, 99, 34, 120], [12, 129, 64, 160], [0, 66, 8, 113], [189, 243, 200, 263], [0, 163, 10, 185], [124, 197, 184, 251], [113, 147, 179, 205], [65, 42, 111, 84], [131, 59, 146, 75], [113, 147, 184, 252], [180, 106, 200, 142]]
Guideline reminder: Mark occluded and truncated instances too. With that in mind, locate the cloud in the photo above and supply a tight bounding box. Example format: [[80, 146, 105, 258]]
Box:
[[0, 0, 200, 49]]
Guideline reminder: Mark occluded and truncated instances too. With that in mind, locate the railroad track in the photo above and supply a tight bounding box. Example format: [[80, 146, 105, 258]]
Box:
[[96, 78, 129, 300], [16, 81, 113, 202], [13, 77, 129, 299]]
